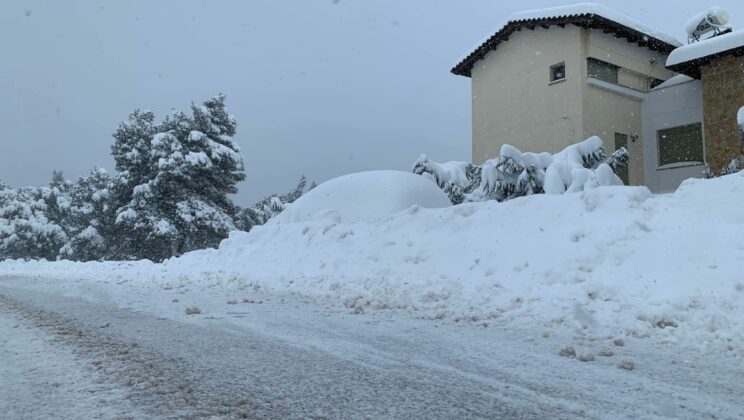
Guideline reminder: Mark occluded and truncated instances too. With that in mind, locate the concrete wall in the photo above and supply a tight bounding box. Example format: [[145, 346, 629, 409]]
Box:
[[586, 30, 674, 81], [470, 26, 584, 164], [700, 55, 744, 173], [642, 79, 705, 192], [580, 30, 674, 186]]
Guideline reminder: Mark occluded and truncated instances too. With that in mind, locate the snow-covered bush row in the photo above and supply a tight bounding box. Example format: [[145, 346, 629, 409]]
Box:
[[0, 95, 312, 262], [413, 136, 629, 204]]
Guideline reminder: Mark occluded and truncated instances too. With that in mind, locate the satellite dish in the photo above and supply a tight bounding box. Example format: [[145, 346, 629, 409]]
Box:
[[686, 7, 732, 43]]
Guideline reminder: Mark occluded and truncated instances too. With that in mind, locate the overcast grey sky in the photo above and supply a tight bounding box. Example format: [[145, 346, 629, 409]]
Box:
[[2, 0, 743, 204]]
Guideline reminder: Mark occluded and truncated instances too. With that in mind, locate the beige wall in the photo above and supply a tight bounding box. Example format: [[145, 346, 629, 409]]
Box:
[[470, 25, 676, 185], [581, 30, 675, 185], [471, 26, 584, 164]]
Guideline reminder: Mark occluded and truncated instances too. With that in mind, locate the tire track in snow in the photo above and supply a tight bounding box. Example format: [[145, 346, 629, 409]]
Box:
[[0, 293, 270, 419]]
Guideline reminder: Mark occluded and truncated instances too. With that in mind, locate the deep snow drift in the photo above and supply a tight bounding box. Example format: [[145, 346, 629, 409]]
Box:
[[2, 171, 744, 348], [273, 170, 452, 223]]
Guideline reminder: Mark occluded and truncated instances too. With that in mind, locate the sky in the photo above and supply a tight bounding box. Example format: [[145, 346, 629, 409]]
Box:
[[2, 0, 744, 205]]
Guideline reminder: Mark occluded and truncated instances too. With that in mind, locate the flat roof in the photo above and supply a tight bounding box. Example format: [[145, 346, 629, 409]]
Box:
[[667, 30, 744, 79]]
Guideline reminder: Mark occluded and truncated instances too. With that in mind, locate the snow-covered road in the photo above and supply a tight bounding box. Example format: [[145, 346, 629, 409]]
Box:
[[1, 277, 742, 419]]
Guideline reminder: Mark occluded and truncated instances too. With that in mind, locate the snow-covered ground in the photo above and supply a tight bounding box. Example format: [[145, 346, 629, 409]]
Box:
[[3, 171, 743, 349], [1, 170, 744, 418]]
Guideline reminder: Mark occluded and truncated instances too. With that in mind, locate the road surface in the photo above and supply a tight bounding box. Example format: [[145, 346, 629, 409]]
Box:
[[0, 277, 742, 419]]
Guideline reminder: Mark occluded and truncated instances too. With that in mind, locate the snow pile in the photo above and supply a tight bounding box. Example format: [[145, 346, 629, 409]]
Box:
[[668, 29, 744, 66], [3, 171, 744, 347], [684, 7, 731, 41], [544, 137, 621, 194], [272, 171, 452, 224]]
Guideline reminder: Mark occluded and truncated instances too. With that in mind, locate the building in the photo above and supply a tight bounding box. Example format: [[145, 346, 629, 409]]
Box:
[[667, 31, 744, 174], [453, 4, 743, 192]]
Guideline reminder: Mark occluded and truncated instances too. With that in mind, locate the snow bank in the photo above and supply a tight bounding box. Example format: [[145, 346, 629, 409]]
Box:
[[271, 171, 452, 224], [3, 172, 744, 347]]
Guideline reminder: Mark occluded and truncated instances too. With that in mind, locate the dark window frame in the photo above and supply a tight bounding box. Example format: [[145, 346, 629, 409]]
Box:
[[587, 57, 619, 85], [550, 62, 566, 83], [656, 123, 705, 167]]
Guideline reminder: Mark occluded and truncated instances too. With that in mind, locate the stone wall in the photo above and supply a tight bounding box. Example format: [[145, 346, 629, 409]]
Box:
[[701, 54, 744, 173]]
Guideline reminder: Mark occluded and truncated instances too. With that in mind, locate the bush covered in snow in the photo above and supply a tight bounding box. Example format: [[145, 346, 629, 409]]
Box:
[[413, 137, 628, 204]]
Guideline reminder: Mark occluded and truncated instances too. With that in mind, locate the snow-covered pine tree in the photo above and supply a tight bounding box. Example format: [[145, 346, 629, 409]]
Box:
[[234, 175, 313, 231], [0, 186, 67, 260], [110, 95, 247, 260], [59, 168, 112, 261], [42, 170, 72, 238], [281, 175, 307, 204]]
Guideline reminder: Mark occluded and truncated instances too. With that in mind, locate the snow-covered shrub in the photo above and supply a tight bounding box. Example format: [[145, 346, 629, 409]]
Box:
[[414, 136, 626, 203], [720, 155, 744, 176], [413, 155, 480, 204]]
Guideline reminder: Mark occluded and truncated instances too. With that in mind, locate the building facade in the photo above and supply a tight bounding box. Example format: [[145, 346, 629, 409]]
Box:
[[453, 4, 739, 192]]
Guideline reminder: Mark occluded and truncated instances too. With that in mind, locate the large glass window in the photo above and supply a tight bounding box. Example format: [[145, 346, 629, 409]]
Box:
[[657, 123, 704, 167], [587, 57, 618, 84]]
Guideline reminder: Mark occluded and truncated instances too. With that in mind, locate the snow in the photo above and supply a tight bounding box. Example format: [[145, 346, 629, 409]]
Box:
[[667, 29, 744, 66], [457, 3, 681, 68], [271, 170, 452, 224], [509, 3, 681, 47], [738, 106, 744, 127], [3, 171, 744, 351], [684, 7, 730, 39], [651, 74, 695, 90], [544, 136, 622, 194]]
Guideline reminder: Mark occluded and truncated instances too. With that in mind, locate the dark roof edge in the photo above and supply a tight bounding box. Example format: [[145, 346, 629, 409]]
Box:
[[666, 45, 744, 80], [452, 15, 679, 78]]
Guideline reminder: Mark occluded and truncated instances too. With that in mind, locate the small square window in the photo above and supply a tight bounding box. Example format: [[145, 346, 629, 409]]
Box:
[[550, 62, 566, 83]]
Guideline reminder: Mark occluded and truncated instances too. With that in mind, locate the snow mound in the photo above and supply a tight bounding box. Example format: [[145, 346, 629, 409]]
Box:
[[271, 170, 452, 224], [3, 172, 744, 348]]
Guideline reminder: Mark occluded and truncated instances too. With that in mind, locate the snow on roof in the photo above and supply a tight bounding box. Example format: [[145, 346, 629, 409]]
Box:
[[452, 3, 682, 77], [508, 3, 682, 47], [667, 29, 744, 67], [651, 74, 696, 91]]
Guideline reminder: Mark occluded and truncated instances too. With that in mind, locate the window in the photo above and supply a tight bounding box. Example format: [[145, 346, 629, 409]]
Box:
[[587, 57, 618, 84], [550, 62, 566, 83], [657, 123, 704, 167]]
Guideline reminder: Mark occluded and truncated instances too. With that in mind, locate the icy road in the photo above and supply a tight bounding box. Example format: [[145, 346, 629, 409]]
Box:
[[1, 277, 742, 419]]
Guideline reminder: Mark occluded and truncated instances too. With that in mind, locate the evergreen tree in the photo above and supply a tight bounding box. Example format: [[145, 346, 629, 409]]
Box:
[[59, 168, 112, 261], [110, 95, 246, 260], [0, 186, 67, 260]]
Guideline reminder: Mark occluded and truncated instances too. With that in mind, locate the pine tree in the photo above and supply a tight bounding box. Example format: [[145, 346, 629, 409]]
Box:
[[0, 186, 67, 260], [59, 168, 112, 261], [109, 95, 247, 260]]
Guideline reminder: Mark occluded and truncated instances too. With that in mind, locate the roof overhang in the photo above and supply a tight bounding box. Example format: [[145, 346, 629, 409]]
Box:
[[452, 14, 679, 78], [666, 46, 744, 79]]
